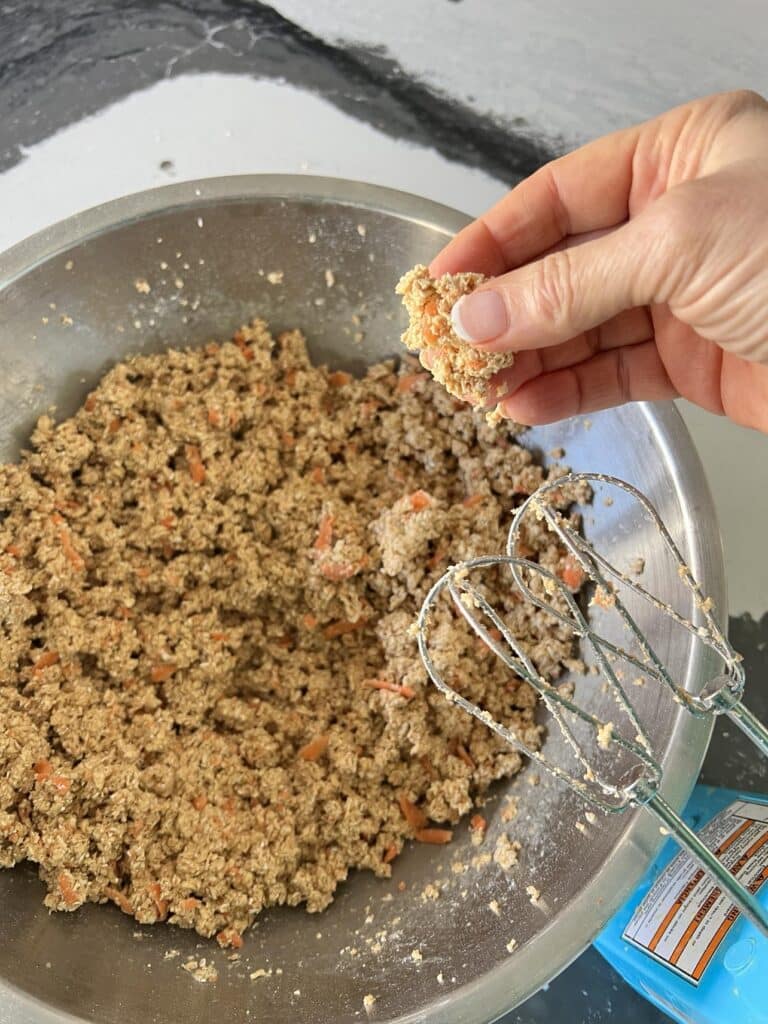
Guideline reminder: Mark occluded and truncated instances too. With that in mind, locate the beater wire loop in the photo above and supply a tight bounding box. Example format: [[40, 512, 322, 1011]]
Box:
[[417, 473, 768, 935]]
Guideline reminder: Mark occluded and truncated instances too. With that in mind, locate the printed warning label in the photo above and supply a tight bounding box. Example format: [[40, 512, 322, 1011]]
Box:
[[623, 799, 768, 985]]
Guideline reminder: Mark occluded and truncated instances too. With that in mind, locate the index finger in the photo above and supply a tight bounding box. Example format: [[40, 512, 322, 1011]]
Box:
[[429, 122, 641, 278]]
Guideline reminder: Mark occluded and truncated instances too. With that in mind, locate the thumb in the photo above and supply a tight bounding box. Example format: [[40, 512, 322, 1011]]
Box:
[[451, 217, 661, 353]]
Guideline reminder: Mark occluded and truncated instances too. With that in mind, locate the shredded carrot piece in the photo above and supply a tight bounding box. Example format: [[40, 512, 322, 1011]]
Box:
[[148, 882, 169, 919], [314, 514, 334, 551], [233, 331, 254, 361], [192, 794, 207, 811], [135, 566, 151, 579], [104, 885, 133, 915], [185, 445, 206, 484], [470, 814, 487, 832], [51, 775, 71, 794], [179, 897, 200, 912], [34, 759, 53, 782], [427, 546, 446, 571], [150, 663, 177, 683], [396, 372, 428, 393], [409, 490, 432, 512], [328, 370, 353, 388], [422, 298, 439, 318], [284, 368, 298, 387], [422, 323, 439, 344], [205, 342, 220, 356], [52, 517, 85, 572], [462, 493, 485, 508], [454, 743, 476, 770], [275, 635, 293, 649], [364, 679, 415, 700], [5, 544, 22, 557], [216, 929, 244, 950], [207, 408, 222, 427], [310, 466, 326, 484], [414, 827, 453, 845], [282, 432, 295, 448], [159, 515, 175, 529], [33, 651, 60, 672], [397, 794, 428, 830], [302, 614, 318, 629], [210, 631, 228, 642], [298, 734, 329, 761], [559, 556, 585, 591], [84, 395, 97, 413], [319, 561, 361, 581], [323, 617, 366, 639], [359, 400, 382, 419], [58, 873, 79, 907], [383, 844, 398, 864], [108, 417, 121, 434]]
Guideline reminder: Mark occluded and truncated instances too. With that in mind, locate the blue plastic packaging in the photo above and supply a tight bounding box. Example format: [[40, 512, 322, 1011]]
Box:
[[594, 786, 768, 1024]]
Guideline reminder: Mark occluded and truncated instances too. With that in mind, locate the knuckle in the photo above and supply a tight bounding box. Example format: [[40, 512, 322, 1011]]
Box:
[[721, 88, 768, 116], [530, 250, 577, 328], [651, 189, 699, 251]]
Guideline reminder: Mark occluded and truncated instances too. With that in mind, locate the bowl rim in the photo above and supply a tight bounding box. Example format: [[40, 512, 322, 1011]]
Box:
[[0, 175, 720, 1024]]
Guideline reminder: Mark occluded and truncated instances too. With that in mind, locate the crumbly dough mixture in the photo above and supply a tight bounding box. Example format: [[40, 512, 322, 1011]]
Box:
[[0, 320, 577, 944], [396, 264, 515, 406]]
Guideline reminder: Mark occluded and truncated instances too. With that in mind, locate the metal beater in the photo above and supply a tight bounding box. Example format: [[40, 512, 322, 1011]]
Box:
[[417, 473, 768, 934]]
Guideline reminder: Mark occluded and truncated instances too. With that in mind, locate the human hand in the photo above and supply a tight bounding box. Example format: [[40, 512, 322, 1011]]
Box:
[[431, 90, 768, 432]]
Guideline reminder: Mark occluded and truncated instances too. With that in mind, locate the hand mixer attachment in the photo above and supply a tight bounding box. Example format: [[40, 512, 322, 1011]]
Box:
[[417, 473, 768, 935]]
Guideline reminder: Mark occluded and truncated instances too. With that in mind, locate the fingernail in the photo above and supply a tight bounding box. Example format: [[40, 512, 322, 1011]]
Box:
[[452, 290, 508, 343]]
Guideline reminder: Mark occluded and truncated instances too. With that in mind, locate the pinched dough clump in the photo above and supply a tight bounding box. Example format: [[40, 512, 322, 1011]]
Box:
[[396, 264, 515, 407], [0, 319, 577, 944]]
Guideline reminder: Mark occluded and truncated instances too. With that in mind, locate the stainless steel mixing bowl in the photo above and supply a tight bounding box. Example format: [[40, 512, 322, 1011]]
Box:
[[0, 176, 719, 1024]]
